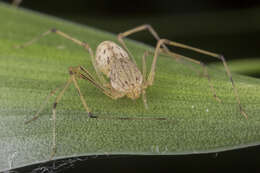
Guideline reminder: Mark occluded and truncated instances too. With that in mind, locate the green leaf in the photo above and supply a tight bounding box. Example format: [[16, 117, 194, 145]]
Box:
[[211, 58, 260, 78], [1, 3, 260, 171]]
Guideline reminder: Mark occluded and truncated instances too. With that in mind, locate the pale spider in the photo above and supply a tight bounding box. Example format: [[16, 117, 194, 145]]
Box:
[[17, 24, 248, 158]]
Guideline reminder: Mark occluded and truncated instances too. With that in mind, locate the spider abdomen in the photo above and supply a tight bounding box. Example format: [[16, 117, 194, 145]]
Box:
[[95, 41, 129, 77], [95, 41, 143, 99]]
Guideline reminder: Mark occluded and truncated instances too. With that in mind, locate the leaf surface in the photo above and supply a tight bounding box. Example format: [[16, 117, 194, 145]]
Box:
[[0, 3, 260, 171]]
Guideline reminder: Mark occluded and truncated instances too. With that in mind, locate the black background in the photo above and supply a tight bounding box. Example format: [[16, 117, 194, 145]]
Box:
[[5, 0, 260, 61]]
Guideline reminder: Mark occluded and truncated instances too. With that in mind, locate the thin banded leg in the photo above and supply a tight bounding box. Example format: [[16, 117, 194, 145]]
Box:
[[49, 66, 102, 158], [50, 77, 73, 159], [149, 39, 248, 118], [117, 24, 169, 63], [15, 28, 109, 87], [25, 85, 64, 124], [15, 28, 85, 48], [161, 49, 221, 103], [141, 51, 150, 109]]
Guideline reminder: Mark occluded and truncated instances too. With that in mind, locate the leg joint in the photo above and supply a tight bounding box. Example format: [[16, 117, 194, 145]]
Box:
[[88, 112, 97, 118], [219, 54, 225, 61], [53, 102, 57, 109], [200, 61, 206, 67], [157, 39, 168, 49], [69, 68, 74, 75], [117, 33, 123, 40], [82, 41, 89, 49], [159, 38, 167, 43], [51, 28, 57, 33], [144, 24, 152, 29]]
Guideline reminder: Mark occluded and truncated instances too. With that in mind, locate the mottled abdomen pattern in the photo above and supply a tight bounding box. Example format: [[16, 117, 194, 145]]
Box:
[[110, 58, 143, 93], [95, 41, 143, 95], [95, 41, 129, 77]]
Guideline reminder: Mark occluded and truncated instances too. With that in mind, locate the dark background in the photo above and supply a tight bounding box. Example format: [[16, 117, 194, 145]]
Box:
[[4, 0, 260, 61], [3, 0, 260, 172]]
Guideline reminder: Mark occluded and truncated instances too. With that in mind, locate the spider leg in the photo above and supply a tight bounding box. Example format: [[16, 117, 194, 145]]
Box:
[[25, 85, 64, 124], [141, 51, 150, 109], [148, 39, 248, 119], [15, 28, 109, 87], [117, 24, 202, 77], [78, 66, 167, 121], [152, 47, 221, 103], [50, 77, 73, 159], [117, 24, 169, 63], [48, 66, 117, 159], [15, 28, 85, 48]]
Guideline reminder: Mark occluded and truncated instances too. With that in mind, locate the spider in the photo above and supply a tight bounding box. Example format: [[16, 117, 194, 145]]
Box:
[[16, 24, 248, 158]]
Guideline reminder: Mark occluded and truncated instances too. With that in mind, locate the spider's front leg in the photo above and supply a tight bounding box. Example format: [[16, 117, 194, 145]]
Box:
[[48, 65, 116, 159], [49, 66, 96, 159]]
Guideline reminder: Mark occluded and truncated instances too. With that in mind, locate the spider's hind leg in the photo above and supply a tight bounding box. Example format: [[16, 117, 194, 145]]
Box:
[[151, 39, 248, 118]]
